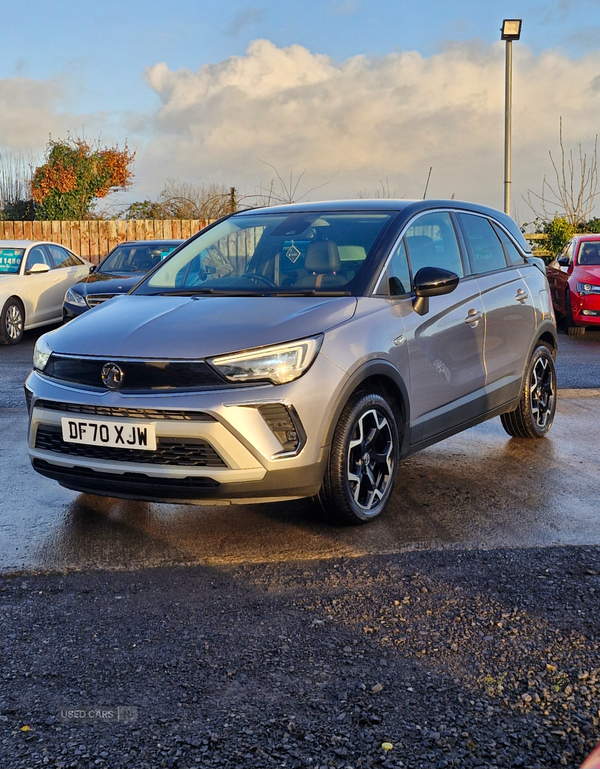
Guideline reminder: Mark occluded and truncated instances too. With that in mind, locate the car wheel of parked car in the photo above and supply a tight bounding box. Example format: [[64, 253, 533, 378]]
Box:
[[500, 345, 556, 439], [0, 298, 25, 345], [565, 290, 585, 336], [318, 391, 399, 524]]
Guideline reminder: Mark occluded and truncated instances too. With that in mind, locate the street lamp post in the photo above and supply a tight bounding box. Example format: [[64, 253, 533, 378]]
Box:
[[501, 19, 522, 217]]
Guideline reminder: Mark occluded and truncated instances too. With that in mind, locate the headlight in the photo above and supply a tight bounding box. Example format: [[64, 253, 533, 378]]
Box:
[[33, 334, 53, 372], [64, 287, 87, 307], [209, 337, 322, 385], [577, 282, 600, 296]]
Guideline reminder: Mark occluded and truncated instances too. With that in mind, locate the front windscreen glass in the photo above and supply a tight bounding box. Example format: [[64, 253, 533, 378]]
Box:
[[99, 243, 179, 274], [0, 248, 25, 275], [134, 212, 393, 296]]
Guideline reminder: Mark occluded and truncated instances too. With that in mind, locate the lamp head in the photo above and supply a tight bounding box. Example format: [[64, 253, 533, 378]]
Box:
[[501, 19, 522, 41]]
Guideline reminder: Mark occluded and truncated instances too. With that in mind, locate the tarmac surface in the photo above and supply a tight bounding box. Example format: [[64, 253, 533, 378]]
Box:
[[1, 389, 599, 574]]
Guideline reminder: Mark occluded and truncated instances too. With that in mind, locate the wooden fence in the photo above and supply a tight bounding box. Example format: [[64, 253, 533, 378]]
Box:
[[0, 220, 208, 263]]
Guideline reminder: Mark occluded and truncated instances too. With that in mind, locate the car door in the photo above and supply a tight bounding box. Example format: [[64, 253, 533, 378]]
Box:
[[45, 245, 89, 321], [456, 213, 537, 409], [384, 211, 486, 445], [21, 245, 58, 324], [546, 239, 574, 315]]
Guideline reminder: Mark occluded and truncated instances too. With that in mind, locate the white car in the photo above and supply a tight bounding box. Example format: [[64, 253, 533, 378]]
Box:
[[0, 240, 91, 345]]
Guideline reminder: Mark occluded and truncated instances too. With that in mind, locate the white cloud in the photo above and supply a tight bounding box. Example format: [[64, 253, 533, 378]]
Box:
[[0, 77, 68, 152], [137, 39, 600, 215], [2, 41, 600, 220]]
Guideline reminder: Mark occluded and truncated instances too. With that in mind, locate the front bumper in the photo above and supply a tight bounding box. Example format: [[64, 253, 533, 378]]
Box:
[[62, 301, 88, 321], [572, 293, 600, 326], [25, 352, 345, 504]]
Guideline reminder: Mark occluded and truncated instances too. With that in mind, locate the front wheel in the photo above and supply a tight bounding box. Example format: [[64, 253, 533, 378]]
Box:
[[500, 345, 556, 438], [317, 392, 400, 524], [0, 298, 25, 345]]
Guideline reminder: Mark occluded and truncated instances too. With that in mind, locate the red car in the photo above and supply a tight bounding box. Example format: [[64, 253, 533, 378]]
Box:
[[546, 234, 600, 335]]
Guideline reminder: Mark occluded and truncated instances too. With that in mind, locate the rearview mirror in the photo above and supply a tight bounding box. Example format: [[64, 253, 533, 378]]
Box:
[[412, 267, 459, 316], [26, 263, 50, 275], [557, 256, 570, 267]]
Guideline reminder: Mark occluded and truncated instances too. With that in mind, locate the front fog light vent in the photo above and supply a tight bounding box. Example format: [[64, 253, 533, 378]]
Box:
[[258, 403, 305, 456]]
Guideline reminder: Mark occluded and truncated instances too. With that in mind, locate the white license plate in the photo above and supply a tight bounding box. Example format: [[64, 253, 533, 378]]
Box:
[[61, 418, 157, 451]]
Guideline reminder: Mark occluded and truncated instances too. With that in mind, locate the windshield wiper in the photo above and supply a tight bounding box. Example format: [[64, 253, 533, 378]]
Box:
[[146, 288, 261, 296], [144, 288, 352, 297]]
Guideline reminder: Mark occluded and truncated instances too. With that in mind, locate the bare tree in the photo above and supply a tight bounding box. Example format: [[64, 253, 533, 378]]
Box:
[[0, 152, 35, 219], [158, 179, 233, 219], [356, 178, 397, 199], [249, 160, 329, 207], [525, 118, 598, 226]]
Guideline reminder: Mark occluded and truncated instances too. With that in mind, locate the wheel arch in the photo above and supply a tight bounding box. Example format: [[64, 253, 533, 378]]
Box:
[[321, 360, 411, 458]]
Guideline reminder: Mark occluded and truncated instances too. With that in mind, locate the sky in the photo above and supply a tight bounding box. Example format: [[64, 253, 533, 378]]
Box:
[[1, 0, 600, 222]]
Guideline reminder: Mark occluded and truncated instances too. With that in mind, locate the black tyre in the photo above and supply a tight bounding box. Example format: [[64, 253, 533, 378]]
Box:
[[500, 345, 556, 439], [565, 290, 585, 336], [0, 298, 25, 345], [318, 392, 399, 524]]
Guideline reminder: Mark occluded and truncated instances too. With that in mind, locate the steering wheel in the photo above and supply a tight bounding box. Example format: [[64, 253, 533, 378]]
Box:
[[237, 273, 278, 288]]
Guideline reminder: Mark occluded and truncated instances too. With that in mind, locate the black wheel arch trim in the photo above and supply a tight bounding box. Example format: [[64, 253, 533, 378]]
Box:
[[321, 359, 410, 459]]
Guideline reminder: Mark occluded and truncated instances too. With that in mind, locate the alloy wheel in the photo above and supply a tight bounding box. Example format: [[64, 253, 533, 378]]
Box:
[[529, 355, 555, 431], [5, 304, 24, 341], [346, 408, 394, 514]]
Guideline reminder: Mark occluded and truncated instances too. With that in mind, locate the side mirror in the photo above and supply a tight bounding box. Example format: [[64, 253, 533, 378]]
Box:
[[412, 266, 460, 316], [557, 256, 570, 267], [26, 263, 50, 275], [89, 265, 96, 274]]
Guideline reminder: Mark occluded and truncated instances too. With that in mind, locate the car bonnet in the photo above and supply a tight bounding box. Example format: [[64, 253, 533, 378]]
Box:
[[44, 294, 358, 359]]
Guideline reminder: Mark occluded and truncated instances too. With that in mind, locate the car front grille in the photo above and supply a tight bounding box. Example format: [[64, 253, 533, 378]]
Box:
[[43, 356, 227, 392], [35, 425, 227, 467], [34, 399, 216, 422], [86, 294, 117, 307]]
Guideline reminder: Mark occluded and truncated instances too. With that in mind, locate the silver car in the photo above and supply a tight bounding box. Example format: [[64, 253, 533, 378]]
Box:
[[25, 200, 558, 524]]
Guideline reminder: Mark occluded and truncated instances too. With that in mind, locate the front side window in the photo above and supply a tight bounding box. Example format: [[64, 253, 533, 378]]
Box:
[[25, 246, 52, 272], [135, 211, 394, 296], [384, 239, 411, 295], [404, 212, 464, 279], [459, 214, 508, 274], [0, 248, 25, 275]]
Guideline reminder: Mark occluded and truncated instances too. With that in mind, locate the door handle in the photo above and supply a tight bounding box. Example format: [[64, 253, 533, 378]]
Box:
[[464, 308, 483, 326], [515, 288, 528, 303]]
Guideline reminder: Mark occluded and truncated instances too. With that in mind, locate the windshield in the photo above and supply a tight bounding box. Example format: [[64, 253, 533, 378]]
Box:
[[577, 241, 600, 266], [99, 243, 180, 274], [134, 211, 393, 296], [0, 248, 24, 275]]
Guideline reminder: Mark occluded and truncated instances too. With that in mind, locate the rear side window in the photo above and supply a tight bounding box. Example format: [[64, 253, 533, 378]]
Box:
[[46, 245, 82, 268], [491, 223, 527, 266], [458, 214, 508, 274], [404, 212, 464, 278]]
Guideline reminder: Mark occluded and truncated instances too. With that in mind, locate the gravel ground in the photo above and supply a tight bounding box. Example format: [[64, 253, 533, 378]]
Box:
[[1, 546, 600, 769]]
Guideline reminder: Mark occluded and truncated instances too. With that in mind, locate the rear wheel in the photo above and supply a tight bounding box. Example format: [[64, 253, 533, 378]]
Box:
[[500, 345, 556, 438], [317, 391, 399, 524], [0, 298, 25, 345], [565, 290, 585, 336]]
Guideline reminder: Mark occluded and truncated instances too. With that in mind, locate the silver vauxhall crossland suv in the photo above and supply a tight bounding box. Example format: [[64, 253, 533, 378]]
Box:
[[25, 200, 558, 524]]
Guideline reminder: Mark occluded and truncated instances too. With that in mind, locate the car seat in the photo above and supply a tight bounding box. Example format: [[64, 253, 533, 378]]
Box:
[[294, 241, 346, 288]]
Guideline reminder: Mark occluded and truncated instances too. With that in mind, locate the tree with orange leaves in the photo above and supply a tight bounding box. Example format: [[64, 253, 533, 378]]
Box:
[[31, 137, 135, 220]]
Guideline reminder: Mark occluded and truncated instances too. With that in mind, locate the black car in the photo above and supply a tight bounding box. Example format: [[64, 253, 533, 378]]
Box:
[[63, 240, 183, 320]]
